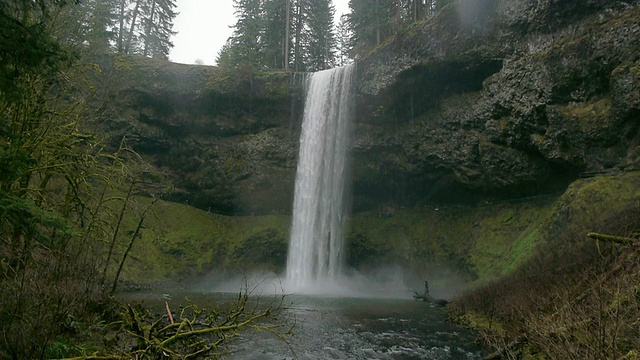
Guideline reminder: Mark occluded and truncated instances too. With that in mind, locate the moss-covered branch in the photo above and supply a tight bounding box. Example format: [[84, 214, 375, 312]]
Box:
[[73, 292, 293, 359], [587, 232, 637, 246]]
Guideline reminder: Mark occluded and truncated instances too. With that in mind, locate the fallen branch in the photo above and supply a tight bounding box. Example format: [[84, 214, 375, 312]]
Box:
[[166, 301, 174, 324], [110, 292, 291, 359], [587, 232, 637, 246]]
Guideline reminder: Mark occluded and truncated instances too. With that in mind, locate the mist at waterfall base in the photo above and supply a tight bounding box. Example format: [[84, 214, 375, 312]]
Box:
[[210, 65, 467, 300], [144, 66, 484, 359]]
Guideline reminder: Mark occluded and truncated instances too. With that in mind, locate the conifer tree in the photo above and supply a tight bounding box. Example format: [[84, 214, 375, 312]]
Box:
[[262, 0, 290, 69], [348, 0, 398, 56], [82, 0, 119, 53], [123, 0, 142, 54], [121, 0, 176, 58], [306, 0, 336, 71], [220, 0, 338, 72], [229, 0, 264, 68], [336, 13, 352, 66], [292, 0, 305, 71], [139, 0, 177, 59]]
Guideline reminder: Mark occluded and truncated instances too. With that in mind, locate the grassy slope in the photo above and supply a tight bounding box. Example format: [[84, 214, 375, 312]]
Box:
[[116, 198, 290, 284], [347, 198, 554, 286], [116, 172, 640, 289]]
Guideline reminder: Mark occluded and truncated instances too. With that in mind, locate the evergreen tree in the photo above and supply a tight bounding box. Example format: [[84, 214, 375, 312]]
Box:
[[116, 0, 130, 52], [83, 0, 119, 53], [139, 0, 177, 59], [220, 0, 339, 72], [0, 0, 71, 100], [348, 0, 398, 56], [216, 38, 236, 67], [292, 0, 305, 71], [336, 13, 352, 66], [401, 0, 451, 21], [262, 0, 290, 70], [305, 0, 336, 71], [123, 0, 142, 54], [228, 0, 264, 68], [403, 0, 424, 22], [120, 0, 176, 58]]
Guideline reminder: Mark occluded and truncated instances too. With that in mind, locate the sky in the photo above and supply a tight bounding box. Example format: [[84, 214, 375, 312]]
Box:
[[170, 0, 351, 66]]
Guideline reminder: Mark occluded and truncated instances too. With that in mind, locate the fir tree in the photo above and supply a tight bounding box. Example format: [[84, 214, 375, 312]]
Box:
[[348, 0, 398, 56], [305, 0, 336, 71], [83, 0, 119, 53], [139, 0, 177, 59], [228, 0, 264, 68], [336, 13, 352, 66], [262, 0, 290, 70]]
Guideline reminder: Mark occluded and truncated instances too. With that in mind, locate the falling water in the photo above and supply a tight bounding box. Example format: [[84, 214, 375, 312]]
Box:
[[286, 65, 355, 292]]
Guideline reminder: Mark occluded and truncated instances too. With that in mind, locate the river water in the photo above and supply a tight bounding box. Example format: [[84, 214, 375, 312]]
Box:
[[120, 291, 484, 359]]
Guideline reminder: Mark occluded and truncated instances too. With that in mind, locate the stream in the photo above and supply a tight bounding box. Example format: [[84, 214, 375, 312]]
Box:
[[120, 291, 484, 359]]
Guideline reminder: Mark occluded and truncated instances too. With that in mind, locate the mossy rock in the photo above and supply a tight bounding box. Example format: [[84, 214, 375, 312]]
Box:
[[229, 228, 288, 270]]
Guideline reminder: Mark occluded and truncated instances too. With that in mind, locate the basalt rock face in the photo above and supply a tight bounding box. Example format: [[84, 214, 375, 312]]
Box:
[[92, 56, 303, 214], [354, 0, 640, 208], [94, 0, 640, 214]]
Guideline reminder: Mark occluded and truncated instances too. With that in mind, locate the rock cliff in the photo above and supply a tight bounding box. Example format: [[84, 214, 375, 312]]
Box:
[[91, 56, 303, 214], [93, 0, 640, 216], [355, 0, 640, 207]]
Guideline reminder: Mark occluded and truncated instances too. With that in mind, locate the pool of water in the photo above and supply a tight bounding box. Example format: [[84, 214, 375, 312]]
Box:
[[120, 291, 484, 359]]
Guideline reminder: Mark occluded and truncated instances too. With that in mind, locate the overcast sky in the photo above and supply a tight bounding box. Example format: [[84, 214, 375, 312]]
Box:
[[170, 0, 351, 66]]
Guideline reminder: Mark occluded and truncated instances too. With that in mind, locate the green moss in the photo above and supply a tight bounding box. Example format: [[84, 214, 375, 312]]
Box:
[[113, 196, 290, 284], [115, 172, 640, 289], [558, 98, 612, 131], [348, 200, 553, 284], [347, 172, 640, 287], [206, 67, 293, 98], [543, 172, 640, 240], [469, 203, 552, 283], [453, 311, 506, 335]]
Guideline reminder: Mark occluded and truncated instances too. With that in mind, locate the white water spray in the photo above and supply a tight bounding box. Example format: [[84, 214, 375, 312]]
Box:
[[285, 65, 355, 293]]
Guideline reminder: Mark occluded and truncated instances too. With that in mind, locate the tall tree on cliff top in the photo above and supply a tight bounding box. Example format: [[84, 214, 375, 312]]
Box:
[[289, 0, 338, 72], [227, 0, 263, 68], [219, 0, 338, 72], [305, 0, 336, 71], [291, 0, 305, 71], [336, 13, 352, 66], [80, 0, 119, 53], [400, 0, 451, 21], [348, 0, 398, 57], [121, 0, 177, 57], [49, 0, 119, 54], [139, 0, 177, 59], [262, 0, 290, 69]]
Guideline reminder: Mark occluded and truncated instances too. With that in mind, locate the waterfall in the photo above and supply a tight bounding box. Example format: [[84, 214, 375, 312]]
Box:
[[286, 65, 355, 292]]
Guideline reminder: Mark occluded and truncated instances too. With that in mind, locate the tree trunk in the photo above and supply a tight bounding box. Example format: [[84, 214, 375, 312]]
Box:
[[124, 0, 142, 54], [284, 0, 291, 71], [294, 1, 303, 71], [375, 0, 381, 46], [101, 181, 135, 287], [117, 0, 126, 52], [110, 197, 158, 295], [143, 0, 157, 57]]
